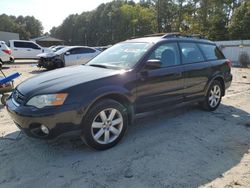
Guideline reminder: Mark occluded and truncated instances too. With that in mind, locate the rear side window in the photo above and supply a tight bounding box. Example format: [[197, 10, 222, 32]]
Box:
[[179, 42, 205, 64], [198, 43, 225, 60], [79, 48, 96, 54], [14, 42, 26, 48], [70, 48, 96, 54]]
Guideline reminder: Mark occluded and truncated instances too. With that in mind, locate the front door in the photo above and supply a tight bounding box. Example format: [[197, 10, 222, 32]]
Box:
[[64, 48, 80, 66], [135, 42, 184, 113]]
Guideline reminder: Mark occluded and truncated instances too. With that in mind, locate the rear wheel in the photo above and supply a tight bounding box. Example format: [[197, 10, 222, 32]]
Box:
[[201, 80, 223, 111], [81, 99, 128, 150]]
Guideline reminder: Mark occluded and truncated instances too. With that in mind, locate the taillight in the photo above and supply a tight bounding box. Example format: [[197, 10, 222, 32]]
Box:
[[226, 59, 232, 68], [2, 49, 12, 55]]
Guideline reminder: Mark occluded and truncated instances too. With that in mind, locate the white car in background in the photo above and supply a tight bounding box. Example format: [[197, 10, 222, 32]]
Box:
[[8, 40, 53, 59], [37, 46, 101, 70], [0, 41, 14, 64]]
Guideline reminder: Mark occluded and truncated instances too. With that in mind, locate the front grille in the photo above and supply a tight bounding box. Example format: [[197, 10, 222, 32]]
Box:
[[12, 89, 24, 104]]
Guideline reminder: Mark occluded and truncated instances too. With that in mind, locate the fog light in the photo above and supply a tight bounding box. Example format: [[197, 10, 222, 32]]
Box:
[[41, 125, 49, 135]]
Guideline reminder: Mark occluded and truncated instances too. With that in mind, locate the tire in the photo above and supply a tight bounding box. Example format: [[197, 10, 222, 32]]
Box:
[[201, 80, 223, 111], [1, 94, 9, 105], [81, 99, 128, 150], [55, 60, 64, 69]]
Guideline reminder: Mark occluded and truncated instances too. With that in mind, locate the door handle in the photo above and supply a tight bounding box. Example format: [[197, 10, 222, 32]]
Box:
[[14, 49, 18, 51], [174, 72, 182, 77], [27, 49, 31, 51]]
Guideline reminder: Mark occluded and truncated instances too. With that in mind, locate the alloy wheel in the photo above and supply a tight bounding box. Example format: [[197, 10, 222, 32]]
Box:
[[208, 84, 221, 108], [91, 108, 123, 144]]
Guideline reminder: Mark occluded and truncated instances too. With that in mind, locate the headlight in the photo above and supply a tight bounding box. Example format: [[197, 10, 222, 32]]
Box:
[[26, 93, 68, 109]]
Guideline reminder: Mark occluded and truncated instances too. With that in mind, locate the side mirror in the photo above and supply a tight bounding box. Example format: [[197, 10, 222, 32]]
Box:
[[65, 51, 70, 56], [145, 59, 162, 70]]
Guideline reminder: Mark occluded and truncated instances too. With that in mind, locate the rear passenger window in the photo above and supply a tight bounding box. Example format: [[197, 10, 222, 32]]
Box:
[[179, 42, 205, 64], [80, 48, 96, 53], [14, 42, 26, 48], [14, 42, 40, 49], [198, 43, 225, 60]]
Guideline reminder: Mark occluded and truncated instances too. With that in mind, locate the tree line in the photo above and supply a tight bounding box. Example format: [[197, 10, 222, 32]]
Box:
[[0, 14, 43, 39], [1, 0, 250, 45], [50, 0, 250, 46]]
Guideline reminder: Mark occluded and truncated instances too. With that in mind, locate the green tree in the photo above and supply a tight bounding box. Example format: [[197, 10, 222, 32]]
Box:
[[229, 1, 250, 39], [0, 14, 43, 39]]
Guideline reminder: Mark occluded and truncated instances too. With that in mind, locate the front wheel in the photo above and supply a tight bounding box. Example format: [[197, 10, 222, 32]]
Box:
[[201, 80, 223, 111], [81, 99, 128, 150], [1, 94, 9, 105]]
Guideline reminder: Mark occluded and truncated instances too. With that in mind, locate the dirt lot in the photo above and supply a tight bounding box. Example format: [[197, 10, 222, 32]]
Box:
[[0, 64, 250, 188]]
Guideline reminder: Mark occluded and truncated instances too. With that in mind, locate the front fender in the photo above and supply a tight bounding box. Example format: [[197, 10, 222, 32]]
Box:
[[77, 85, 134, 116]]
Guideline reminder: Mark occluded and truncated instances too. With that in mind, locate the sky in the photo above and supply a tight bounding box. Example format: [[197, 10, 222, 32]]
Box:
[[0, 0, 116, 32]]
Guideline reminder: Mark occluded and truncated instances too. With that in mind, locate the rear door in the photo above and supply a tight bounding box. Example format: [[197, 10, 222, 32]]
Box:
[[179, 42, 212, 101], [135, 42, 184, 113]]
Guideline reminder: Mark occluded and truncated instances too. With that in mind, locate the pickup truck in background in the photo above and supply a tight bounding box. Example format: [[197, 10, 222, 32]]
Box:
[[8, 40, 53, 59]]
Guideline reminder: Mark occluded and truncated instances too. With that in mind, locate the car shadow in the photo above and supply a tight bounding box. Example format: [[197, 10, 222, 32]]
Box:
[[0, 66, 10, 70], [29, 69, 48, 75], [0, 103, 4, 109], [0, 103, 250, 187]]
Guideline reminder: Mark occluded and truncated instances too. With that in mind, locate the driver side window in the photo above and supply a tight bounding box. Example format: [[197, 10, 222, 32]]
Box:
[[148, 42, 180, 68]]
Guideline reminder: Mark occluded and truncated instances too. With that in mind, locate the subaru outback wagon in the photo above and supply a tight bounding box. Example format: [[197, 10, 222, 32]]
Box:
[[6, 33, 232, 150]]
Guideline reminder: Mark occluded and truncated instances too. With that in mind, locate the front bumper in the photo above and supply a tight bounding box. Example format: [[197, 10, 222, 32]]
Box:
[[37, 58, 55, 69], [1, 56, 14, 63], [6, 97, 84, 139]]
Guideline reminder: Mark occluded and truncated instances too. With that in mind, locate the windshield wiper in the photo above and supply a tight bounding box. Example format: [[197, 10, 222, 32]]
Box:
[[88, 64, 108, 69]]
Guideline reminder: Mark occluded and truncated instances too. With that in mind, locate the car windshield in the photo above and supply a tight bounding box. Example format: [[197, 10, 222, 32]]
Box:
[[87, 42, 152, 69]]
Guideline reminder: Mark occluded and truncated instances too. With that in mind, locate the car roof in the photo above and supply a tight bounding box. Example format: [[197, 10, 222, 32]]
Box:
[[65, 46, 97, 50], [125, 33, 215, 45], [9, 40, 34, 42]]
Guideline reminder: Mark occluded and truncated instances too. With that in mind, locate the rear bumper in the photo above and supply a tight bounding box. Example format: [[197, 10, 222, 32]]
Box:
[[1, 56, 14, 63], [6, 97, 83, 139], [225, 73, 233, 90]]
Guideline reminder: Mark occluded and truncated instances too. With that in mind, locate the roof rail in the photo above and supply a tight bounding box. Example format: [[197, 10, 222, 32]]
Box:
[[163, 33, 207, 39], [144, 32, 207, 40], [144, 33, 166, 37]]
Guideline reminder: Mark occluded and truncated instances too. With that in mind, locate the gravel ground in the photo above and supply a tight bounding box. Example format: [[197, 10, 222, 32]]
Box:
[[0, 64, 250, 188]]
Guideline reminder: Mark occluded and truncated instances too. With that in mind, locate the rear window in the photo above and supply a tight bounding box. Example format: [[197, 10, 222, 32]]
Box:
[[179, 42, 205, 64], [198, 43, 225, 60]]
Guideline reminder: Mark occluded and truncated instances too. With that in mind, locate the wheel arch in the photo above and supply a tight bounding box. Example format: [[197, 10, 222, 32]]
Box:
[[84, 92, 135, 125], [205, 75, 225, 96]]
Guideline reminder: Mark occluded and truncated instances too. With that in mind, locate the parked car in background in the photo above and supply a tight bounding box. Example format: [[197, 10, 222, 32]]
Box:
[[50, 45, 66, 52], [8, 40, 53, 59], [0, 41, 14, 64], [37, 46, 101, 70], [6, 33, 232, 150]]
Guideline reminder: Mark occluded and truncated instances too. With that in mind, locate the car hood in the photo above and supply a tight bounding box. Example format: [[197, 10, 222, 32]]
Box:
[[17, 65, 122, 97], [37, 52, 57, 58]]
